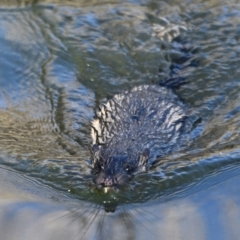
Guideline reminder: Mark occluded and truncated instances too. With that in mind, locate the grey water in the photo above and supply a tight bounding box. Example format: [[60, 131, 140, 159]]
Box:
[[1, 0, 240, 239]]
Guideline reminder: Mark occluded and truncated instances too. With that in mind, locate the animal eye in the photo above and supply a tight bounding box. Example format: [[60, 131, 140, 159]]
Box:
[[92, 161, 104, 175], [96, 162, 104, 170], [124, 165, 134, 173]]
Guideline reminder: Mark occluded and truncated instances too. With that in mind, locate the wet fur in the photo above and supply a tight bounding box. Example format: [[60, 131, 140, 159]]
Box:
[[90, 38, 196, 188]]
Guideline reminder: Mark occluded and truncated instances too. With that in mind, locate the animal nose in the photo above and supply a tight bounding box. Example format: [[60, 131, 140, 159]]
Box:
[[103, 177, 114, 187]]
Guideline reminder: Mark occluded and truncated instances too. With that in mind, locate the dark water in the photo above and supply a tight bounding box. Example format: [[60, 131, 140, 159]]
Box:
[[1, 0, 240, 239]]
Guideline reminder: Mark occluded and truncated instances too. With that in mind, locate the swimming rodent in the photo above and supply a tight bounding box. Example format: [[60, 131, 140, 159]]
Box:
[[90, 38, 196, 189]]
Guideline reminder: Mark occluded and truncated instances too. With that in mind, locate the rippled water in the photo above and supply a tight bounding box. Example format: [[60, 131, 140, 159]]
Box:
[[1, 0, 240, 239]]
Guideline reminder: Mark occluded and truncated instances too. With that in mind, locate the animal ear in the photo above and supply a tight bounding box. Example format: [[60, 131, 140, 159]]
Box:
[[92, 144, 100, 154], [139, 148, 150, 166]]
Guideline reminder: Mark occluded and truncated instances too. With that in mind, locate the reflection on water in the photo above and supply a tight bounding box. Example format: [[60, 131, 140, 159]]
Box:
[[2, 164, 240, 240], [1, 0, 240, 239]]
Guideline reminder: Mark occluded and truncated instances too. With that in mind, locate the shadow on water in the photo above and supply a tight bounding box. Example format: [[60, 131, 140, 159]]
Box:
[[1, 0, 240, 239]]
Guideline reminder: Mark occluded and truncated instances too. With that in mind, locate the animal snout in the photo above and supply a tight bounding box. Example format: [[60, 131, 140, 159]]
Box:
[[103, 177, 115, 187], [94, 170, 129, 188], [94, 173, 116, 187]]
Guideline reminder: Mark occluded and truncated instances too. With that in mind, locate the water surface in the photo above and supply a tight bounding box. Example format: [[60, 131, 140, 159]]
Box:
[[1, 0, 240, 239]]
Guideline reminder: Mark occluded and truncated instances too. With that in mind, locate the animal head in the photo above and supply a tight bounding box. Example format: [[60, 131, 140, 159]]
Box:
[[91, 144, 149, 188]]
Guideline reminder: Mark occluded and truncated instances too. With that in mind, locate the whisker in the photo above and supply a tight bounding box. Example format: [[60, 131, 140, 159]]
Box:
[[75, 205, 101, 240], [130, 204, 161, 220], [63, 207, 96, 235], [132, 207, 160, 226], [69, 207, 97, 240], [48, 204, 93, 224], [126, 207, 158, 238], [93, 207, 105, 240], [118, 207, 131, 236]]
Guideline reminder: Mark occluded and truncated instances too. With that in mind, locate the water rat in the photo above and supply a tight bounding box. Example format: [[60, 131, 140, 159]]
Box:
[[90, 38, 196, 189]]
